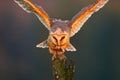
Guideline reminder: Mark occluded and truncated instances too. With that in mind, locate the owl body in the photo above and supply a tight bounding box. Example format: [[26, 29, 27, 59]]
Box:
[[14, 0, 109, 60]]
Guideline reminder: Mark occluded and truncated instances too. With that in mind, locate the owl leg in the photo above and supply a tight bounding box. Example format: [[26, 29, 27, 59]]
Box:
[[49, 48, 57, 60], [66, 43, 76, 51], [36, 40, 48, 48], [50, 49, 66, 61], [52, 54, 57, 61], [57, 52, 66, 61]]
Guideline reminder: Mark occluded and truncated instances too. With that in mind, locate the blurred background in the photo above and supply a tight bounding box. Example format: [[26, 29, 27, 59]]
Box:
[[0, 0, 120, 80]]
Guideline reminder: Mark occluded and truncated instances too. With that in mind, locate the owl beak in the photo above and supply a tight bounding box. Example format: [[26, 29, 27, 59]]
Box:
[[55, 46, 65, 52], [55, 46, 60, 49], [57, 40, 60, 46]]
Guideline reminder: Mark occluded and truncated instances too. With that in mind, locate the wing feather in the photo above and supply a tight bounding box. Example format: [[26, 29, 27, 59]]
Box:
[[14, 0, 51, 29], [70, 0, 109, 37]]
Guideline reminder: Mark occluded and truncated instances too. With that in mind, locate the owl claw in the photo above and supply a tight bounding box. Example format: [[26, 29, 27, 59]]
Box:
[[58, 54, 66, 61], [36, 40, 48, 48], [52, 54, 66, 61], [52, 55, 57, 61]]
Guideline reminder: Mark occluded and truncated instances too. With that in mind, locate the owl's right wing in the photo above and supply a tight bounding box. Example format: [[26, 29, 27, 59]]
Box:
[[70, 0, 109, 37], [14, 0, 51, 30]]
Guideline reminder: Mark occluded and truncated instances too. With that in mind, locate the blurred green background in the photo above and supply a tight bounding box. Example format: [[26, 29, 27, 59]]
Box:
[[0, 0, 120, 80]]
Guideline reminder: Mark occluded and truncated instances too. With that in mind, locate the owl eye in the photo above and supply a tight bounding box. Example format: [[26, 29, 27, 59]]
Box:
[[52, 36, 57, 42], [60, 36, 65, 41]]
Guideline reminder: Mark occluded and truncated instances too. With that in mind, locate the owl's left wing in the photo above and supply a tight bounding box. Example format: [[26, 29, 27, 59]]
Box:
[[70, 0, 109, 37], [14, 0, 51, 29]]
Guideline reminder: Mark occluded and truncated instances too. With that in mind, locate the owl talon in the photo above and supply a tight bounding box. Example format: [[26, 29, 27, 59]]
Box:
[[52, 54, 66, 61], [52, 55, 57, 61], [58, 54, 66, 61]]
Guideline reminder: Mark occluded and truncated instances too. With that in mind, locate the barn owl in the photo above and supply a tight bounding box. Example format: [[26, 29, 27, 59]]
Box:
[[14, 0, 109, 60]]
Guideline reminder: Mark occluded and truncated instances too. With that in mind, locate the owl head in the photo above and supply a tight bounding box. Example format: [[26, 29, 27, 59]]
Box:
[[49, 19, 70, 46]]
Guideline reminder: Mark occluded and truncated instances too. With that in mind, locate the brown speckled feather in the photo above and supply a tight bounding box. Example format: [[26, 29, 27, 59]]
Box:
[[70, 0, 109, 37], [14, 0, 51, 29]]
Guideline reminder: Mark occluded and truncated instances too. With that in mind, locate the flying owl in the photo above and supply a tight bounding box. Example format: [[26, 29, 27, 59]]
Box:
[[14, 0, 109, 60]]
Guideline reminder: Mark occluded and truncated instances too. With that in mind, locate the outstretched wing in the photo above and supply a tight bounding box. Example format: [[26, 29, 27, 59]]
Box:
[[70, 0, 109, 37], [14, 0, 51, 29]]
